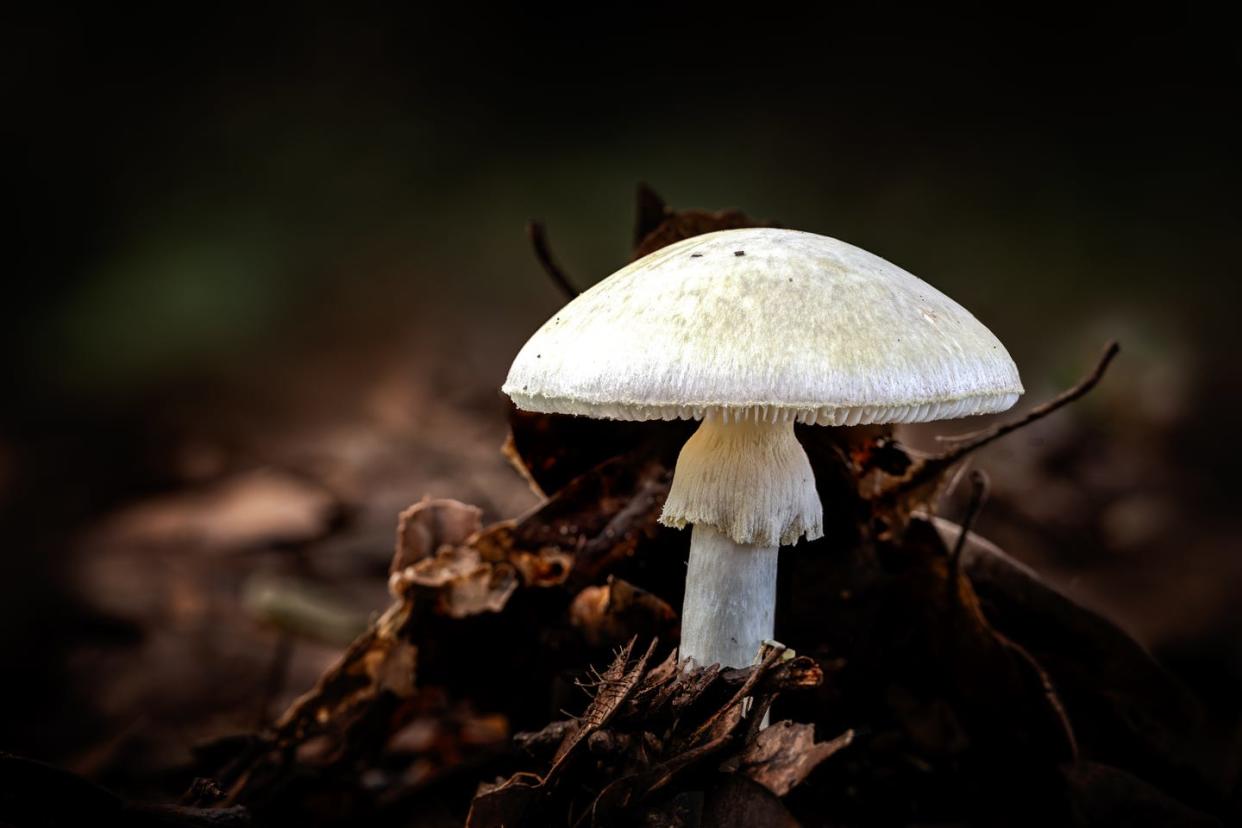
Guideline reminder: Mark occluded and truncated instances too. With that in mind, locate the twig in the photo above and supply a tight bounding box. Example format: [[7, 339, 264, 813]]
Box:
[[939, 340, 1118, 466], [890, 340, 1119, 497], [993, 631, 1080, 760], [939, 457, 973, 502], [527, 220, 579, 300], [948, 469, 990, 593]]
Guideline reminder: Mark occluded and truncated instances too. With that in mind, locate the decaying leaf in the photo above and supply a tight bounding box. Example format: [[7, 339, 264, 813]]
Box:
[[723, 721, 854, 797], [503, 407, 669, 498], [629, 185, 779, 261], [467, 452, 687, 597], [550, 638, 658, 773], [468, 640, 831, 827], [570, 577, 678, 649], [941, 516, 1225, 807], [279, 602, 417, 732], [392, 497, 484, 572], [588, 733, 736, 825], [398, 546, 518, 617], [95, 467, 341, 552], [214, 448, 688, 813], [699, 773, 803, 828], [467, 772, 543, 828]]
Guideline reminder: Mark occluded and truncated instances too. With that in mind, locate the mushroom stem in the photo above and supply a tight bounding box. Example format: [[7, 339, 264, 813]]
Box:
[[680, 525, 778, 669], [661, 415, 822, 669]]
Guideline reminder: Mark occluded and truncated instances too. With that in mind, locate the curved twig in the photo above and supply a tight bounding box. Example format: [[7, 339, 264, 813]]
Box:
[[948, 469, 990, 587], [527, 220, 579, 300], [889, 340, 1120, 498]]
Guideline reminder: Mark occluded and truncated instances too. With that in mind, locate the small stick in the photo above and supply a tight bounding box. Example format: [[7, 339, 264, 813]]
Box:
[[892, 340, 1119, 497], [936, 340, 1119, 467], [527, 220, 579, 300], [939, 458, 974, 503], [948, 469, 989, 593]]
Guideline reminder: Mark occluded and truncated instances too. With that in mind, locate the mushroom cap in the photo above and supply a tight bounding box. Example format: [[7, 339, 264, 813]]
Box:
[[503, 228, 1022, 425]]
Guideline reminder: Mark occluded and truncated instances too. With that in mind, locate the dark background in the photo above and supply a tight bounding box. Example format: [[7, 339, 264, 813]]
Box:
[[3, 6, 1239, 774]]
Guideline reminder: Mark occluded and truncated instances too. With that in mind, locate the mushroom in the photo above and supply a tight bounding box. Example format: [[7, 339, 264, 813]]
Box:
[[503, 228, 1022, 669]]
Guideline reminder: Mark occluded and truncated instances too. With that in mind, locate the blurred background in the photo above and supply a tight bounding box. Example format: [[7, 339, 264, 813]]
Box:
[[2, 5, 1239, 786]]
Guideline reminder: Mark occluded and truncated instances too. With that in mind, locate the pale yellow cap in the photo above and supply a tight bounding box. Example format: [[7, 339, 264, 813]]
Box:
[[504, 228, 1022, 425]]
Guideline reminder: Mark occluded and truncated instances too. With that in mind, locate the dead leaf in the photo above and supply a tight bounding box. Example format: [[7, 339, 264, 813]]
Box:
[[549, 638, 657, 774], [724, 722, 853, 796], [392, 497, 483, 574], [570, 577, 678, 649], [395, 546, 518, 617], [466, 772, 543, 828], [98, 468, 340, 552], [630, 197, 779, 261], [700, 773, 802, 828], [503, 407, 667, 498], [222, 601, 418, 802], [940, 516, 1222, 801], [589, 735, 734, 825]]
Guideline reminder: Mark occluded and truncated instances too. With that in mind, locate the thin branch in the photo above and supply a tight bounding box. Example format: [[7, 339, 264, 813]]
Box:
[[948, 469, 990, 589], [941, 340, 1119, 464], [939, 457, 974, 503], [527, 220, 579, 300], [892, 340, 1120, 497], [993, 630, 1080, 760]]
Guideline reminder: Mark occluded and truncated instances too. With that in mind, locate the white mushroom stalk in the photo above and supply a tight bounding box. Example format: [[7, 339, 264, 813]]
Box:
[[661, 411, 822, 668], [502, 227, 1023, 671]]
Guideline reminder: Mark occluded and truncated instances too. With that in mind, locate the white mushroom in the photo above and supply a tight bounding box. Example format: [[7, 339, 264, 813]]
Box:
[[503, 227, 1022, 670]]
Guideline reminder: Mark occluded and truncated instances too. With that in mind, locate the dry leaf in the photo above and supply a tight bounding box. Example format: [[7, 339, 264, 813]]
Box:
[[392, 497, 483, 573], [724, 722, 853, 797], [570, 577, 678, 649], [98, 468, 339, 552]]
